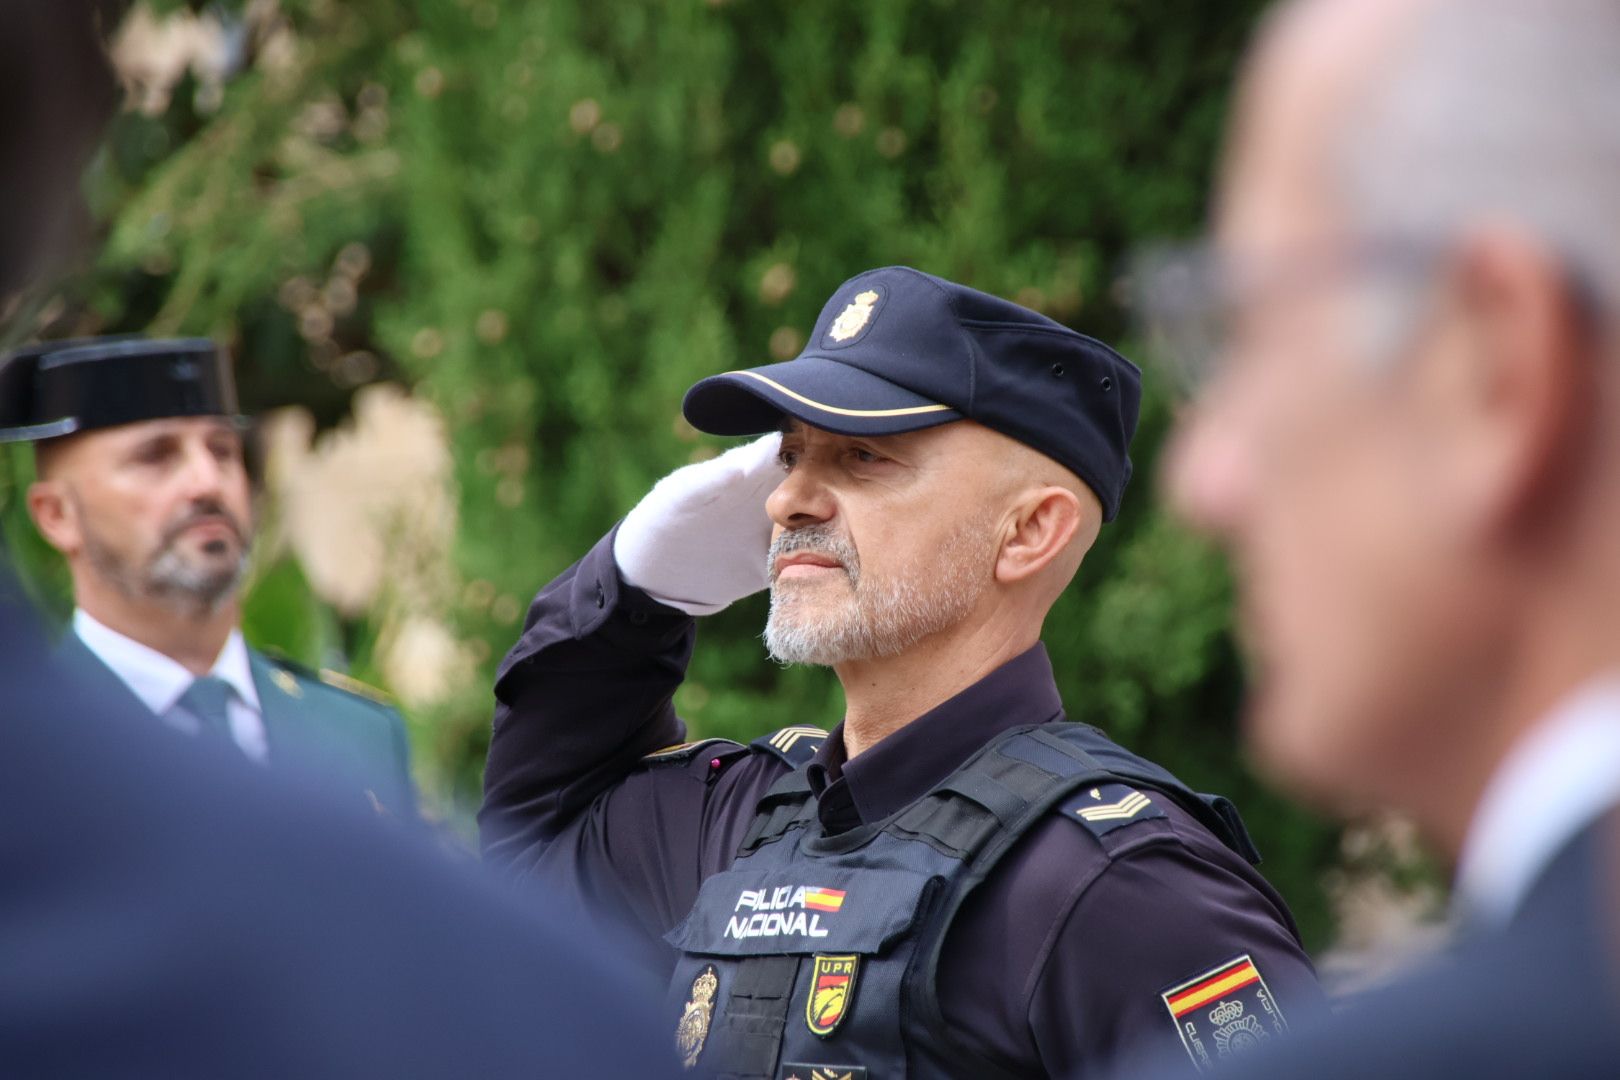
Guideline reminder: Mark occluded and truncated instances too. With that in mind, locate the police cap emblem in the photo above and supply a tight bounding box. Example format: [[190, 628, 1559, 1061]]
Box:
[[676, 964, 719, 1069], [826, 290, 880, 343]]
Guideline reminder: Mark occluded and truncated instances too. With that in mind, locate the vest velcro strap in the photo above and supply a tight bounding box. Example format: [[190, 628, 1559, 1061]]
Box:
[[999, 726, 1107, 777], [892, 796, 1001, 859], [715, 956, 799, 1080], [934, 771, 1029, 827], [738, 771, 817, 854]]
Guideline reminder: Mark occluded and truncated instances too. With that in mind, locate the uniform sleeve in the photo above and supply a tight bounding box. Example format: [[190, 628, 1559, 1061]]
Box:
[[477, 526, 779, 971], [480, 525, 696, 869], [1028, 831, 1330, 1078]]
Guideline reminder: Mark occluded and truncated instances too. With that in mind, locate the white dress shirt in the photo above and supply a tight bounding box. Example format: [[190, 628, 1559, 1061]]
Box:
[[1453, 675, 1620, 927], [73, 609, 269, 763]]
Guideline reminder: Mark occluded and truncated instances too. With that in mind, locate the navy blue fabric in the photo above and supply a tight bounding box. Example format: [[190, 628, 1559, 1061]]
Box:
[[681, 266, 1142, 520], [693, 355, 965, 435], [1115, 815, 1620, 1080], [0, 564, 672, 1078], [482, 527, 1328, 1077]]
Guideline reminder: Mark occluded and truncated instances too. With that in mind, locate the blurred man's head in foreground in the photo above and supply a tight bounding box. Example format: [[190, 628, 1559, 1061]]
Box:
[[1147, 0, 1620, 851]]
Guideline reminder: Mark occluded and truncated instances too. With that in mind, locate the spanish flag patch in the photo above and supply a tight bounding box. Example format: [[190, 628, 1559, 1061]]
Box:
[[802, 888, 846, 913], [1160, 954, 1289, 1072]]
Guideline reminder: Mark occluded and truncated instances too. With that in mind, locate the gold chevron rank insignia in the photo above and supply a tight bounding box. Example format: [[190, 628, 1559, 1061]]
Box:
[[1059, 783, 1168, 839], [754, 725, 830, 767], [1076, 788, 1153, 821]]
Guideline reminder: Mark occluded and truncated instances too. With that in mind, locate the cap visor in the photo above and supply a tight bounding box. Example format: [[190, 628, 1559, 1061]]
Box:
[[683, 356, 961, 437]]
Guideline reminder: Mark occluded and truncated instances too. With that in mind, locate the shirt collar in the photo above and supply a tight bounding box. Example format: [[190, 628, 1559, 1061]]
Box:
[[72, 609, 261, 717], [1454, 674, 1620, 928], [806, 643, 1065, 828]]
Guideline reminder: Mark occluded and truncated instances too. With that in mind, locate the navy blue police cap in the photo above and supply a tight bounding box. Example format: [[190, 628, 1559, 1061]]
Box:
[[0, 336, 240, 444], [682, 266, 1142, 521]]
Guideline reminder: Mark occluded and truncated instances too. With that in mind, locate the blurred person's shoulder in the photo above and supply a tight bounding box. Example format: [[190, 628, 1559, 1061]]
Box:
[[0, 590, 673, 1077]]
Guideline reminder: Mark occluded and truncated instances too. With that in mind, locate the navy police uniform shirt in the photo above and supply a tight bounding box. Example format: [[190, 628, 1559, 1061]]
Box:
[[482, 528, 1328, 1076]]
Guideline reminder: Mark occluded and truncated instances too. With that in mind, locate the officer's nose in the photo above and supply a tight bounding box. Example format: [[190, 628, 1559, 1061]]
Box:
[[766, 459, 837, 530], [176, 436, 230, 501]]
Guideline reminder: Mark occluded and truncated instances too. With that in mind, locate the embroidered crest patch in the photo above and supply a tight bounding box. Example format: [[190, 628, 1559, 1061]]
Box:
[[676, 964, 719, 1070], [805, 954, 859, 1037], [779, 1064, 868, 1080], [1160, 954, 1289, 1072]]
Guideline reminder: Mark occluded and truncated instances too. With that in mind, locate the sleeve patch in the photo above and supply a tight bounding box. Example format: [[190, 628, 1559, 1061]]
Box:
[[1056, 782, 1167, 839], [1160, 954, 1290, 1072], [751, 726, 829, 767]]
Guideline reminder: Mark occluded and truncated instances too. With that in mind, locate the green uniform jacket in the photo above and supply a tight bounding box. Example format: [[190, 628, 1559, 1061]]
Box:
[[59, 632, 416, 818]]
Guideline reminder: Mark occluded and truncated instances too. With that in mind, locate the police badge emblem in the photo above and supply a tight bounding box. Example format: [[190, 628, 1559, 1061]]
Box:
[[1159, 954, 1288, 1072], [805, 954, 858, 1037], [676, 964, 719, 1069], [779, 1065, 869, 1080], [827, 290, 880, 342]]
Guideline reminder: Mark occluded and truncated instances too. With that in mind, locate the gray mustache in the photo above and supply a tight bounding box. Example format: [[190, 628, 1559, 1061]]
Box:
[[160, 499, 246, 548], [766, 525, 860, 585]]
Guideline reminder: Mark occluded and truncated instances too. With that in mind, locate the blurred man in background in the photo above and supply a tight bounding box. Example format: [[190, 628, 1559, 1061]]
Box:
[[1133, 0, 1620, 1071], [1, 336, 416, 816]]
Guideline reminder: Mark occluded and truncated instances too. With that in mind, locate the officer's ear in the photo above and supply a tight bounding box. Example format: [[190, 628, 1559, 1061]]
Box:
[[26, 470, 82, 558], [994, 486, 1087, 586]]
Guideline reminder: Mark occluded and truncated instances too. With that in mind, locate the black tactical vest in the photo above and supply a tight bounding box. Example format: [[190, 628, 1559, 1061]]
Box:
[[665, 721, 1260, 1080]]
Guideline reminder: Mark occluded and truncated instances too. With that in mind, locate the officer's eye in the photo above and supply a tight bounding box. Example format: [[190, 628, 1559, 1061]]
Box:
[[777, 449, 799, 470], [850, 447, 884, 464], [132, 438, 178, 466]]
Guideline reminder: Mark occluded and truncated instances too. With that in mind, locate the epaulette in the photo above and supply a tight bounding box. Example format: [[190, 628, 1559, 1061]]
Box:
[[1057, 782, 1169, 843], [640, 737, 746, 768], [750, 725, 830, 768], [261, 651, 394, 709], [317, 667, 394, 706]]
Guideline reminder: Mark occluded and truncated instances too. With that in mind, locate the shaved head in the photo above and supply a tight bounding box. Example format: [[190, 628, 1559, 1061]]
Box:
[[991, 435, 1104, 599], [26, 417, 254, 619], [762, 419, 1103, 669]]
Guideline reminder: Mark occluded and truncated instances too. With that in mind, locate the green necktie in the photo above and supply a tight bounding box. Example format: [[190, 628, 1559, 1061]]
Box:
[[174, 675, 236, 745]]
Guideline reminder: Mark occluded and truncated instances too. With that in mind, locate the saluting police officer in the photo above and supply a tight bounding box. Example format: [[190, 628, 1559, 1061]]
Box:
[[0, 337, 415, 816], [482, 266, 1326, 1078]]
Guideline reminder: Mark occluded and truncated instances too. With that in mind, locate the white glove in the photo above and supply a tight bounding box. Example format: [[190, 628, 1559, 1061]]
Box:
[[613, 433, 784, 616]]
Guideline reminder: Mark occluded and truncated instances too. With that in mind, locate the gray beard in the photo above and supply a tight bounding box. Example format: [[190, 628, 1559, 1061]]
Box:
[[80, 504, 249, 617], [762, 517, 991, 666]]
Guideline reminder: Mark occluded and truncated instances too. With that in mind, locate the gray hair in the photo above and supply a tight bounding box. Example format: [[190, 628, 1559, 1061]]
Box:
[[1338, 0, 1620, 321]]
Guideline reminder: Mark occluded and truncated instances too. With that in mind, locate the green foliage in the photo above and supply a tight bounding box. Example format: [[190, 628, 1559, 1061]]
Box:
[[8, 0, 1343, 945]]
